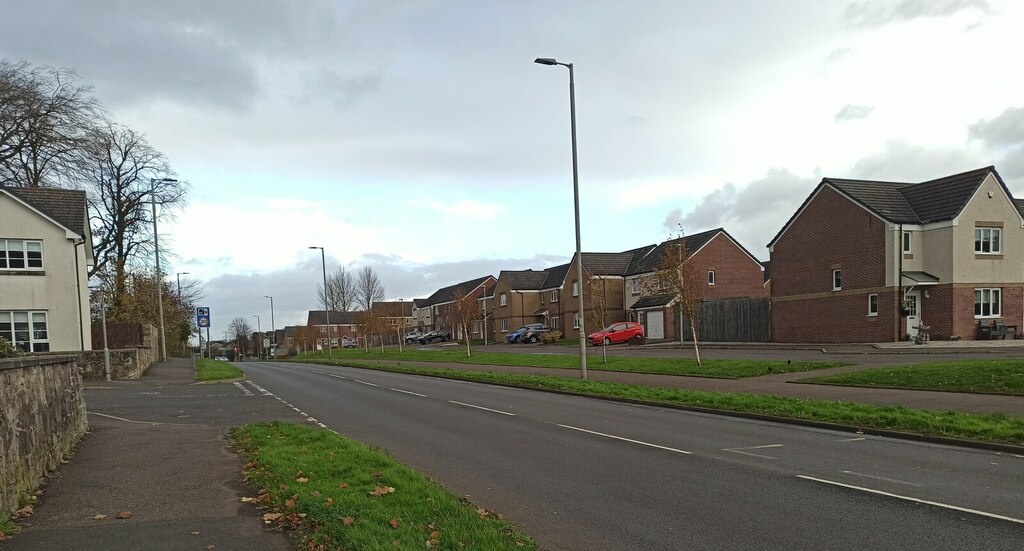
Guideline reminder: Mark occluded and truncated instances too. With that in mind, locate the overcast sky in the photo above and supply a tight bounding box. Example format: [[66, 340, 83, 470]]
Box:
[[3, 0, 1024, 336]]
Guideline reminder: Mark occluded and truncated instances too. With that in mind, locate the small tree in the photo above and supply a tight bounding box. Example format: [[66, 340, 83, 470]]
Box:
[[586, 275, 610, 363], [450, 287, 479, 358], [653, 233, 705, 366], [0, 336, 19, 358]]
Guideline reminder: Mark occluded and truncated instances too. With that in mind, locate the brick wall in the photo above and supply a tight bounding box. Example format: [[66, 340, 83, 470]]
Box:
[[690, 234, 766, 299], [772, 290, 897, 343]]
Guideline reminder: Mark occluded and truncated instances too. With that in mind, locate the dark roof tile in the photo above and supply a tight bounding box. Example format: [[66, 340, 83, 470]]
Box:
[[2, 185, 89, 237], [422, 275, 495, 306]]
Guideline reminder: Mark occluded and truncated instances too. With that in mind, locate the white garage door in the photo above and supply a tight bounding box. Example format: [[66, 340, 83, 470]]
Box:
[[646, 311, 664, 340]]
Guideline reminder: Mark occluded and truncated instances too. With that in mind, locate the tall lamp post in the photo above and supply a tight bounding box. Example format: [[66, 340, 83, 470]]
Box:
[[150, 177, 177, 363], [308, 246, 331, 359], [264, 295, 275, 357], [253, 314, 262, 360], [177, 272, 190, 356], [534, 57, 587, 379]]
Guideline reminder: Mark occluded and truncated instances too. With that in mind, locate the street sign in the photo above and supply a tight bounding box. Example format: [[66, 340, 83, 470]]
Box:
[[196, 307, 211, 328]]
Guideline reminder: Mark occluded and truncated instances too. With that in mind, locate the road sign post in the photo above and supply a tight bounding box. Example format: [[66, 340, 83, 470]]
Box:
[[196, 308, 211, 358]]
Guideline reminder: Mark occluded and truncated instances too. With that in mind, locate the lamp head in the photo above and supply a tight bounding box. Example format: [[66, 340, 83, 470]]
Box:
[[534, 57, 558, 66], [308, 246, 321, 250]]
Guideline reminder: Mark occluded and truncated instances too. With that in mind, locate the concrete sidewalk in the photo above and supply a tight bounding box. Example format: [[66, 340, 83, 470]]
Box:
[[2, 359, 305, 551]]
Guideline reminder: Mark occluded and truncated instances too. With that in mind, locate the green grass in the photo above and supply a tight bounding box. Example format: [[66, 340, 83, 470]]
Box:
[[231, 422, 537, 551], [799, 359, 1024, 395], [298, 359, 1024, 445], [195, 358, 243, 382], [0, 516, 19, 539], [288, 349, 842, 379]]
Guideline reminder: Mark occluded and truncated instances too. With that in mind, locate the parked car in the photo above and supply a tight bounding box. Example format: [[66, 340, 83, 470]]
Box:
[[417, 330, 451, 344], [506, 323, 546, 343], [588, 322, 645, 346], [214, 355, 228, 361], [341, 337, 357, 348], [520, 324, 554, 344], [404, 331, 424, 343]]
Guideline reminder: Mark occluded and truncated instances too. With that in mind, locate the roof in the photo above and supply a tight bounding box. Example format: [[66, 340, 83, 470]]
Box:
[[283, 326, 298, 337], [422, 275, 495, 306], [306, 310, 359, 325], [625, 228, 751, 276], [770, 166, 1010, 247], [412, 298, 427, 308], [581, 251, 637, 276], [902, 271, 940, 285], [630, 295, 676, 309], [501, 269, 550, 291], [371, 301, 413, 316], [1, 185, 89, 238], [541, 263, 571, 289]]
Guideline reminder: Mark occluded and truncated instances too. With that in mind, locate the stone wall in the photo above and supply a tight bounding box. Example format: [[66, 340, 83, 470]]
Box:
[[77, 346, 155, 380], [0, 355, 88, 515]]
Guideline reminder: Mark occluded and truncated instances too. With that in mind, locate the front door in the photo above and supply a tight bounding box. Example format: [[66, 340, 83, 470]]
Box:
[[905, 291, 921, 338]]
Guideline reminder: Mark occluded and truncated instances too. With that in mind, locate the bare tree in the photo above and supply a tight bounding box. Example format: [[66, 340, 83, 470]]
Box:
[[450, 287, 480, 357], [228, 317, 253, 359], [653, 233, 705, 366], [355, 266, 386, 311], [0, 59, 102, 188], [317, 266, 355, 312], [586, 275, 610, 363]]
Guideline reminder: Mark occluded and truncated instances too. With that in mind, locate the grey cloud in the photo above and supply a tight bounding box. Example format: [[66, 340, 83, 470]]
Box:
[[835, 104, 874, 121], [969, 107, 1024, 149], [823, 48, 852, 65], [848, 141, 987, 182], [843, 0, 992, 28], [300, 69, 384, 109]]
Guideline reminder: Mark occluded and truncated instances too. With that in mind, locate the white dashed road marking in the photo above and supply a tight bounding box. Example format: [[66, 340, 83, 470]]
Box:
[[245, 381, 273, 395], [557, 424, 691, 455], [233, 382, 253, 396], [390, 388, 427, 397], [841, 470, 922, 487], [723, 444, 782, 460], [449, 401, 515, 416], [353, 379, 378, 387]]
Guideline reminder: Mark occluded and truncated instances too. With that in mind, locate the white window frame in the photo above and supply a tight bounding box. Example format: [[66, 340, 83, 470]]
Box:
[[707, 270, 716, 285], [500, 319, 508, 332], [974, 288, 1001, 318], [499, 293, 507, 306], [975, 227, 1001, 254], [572, 280, 579, 297], [631, 279, 641, 295], [902, 231, 912, 253], [551, 290, 559, 302], [832, 269, 842, 291], [0, 239, 44, 271], [0, 311, 49, 352], [319, 326, 326, 334], [573, 312, 581, 329], [867, 293, 878, 316]]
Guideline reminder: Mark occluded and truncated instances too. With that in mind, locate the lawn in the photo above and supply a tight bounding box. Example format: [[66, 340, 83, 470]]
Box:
[[298, 360, 1024, 445], [231, 422, 538, 551], [798, 359, 1024, 395], [195, 358, 243, 382], [289, 349, 842, 379]]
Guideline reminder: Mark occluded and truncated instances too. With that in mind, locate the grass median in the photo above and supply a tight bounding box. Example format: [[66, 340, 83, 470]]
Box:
[[298, 358, 1024, 446], [195, 358, 243, 382], [231, 422, 537, 551], [289, 349, 842, 379], [797, 359, 1024, 395]]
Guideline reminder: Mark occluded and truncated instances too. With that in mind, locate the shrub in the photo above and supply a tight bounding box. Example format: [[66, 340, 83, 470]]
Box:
[[540, 330, 562, 344], [0, 336, 19, 358]]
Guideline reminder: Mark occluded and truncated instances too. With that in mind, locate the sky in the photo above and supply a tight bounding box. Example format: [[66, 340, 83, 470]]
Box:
[[3, 0, 1024, 337]]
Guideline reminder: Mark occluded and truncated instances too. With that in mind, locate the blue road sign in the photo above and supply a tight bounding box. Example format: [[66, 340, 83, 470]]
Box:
[[196, 307, 211, 328]]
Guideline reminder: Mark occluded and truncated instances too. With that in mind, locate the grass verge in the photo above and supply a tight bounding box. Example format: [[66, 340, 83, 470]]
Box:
[[300, 359, 1024, 445], [798, 359, 1024, 395], [288, 349, 842, 379], [231, 422, 537, 550], [0, 516, 19, 540], [195, 358, 243, 382]]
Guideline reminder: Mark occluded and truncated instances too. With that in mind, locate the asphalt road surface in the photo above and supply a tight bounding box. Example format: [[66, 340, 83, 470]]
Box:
[[239, 361, 1024, 550]]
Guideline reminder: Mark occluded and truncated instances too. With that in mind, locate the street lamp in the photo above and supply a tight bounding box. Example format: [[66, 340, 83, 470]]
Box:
[[175, 272, 189, 354], [264, 295, 275, 357], [308, 246, 331, 359], [253, 314, 261, 360], [534, 57, 588, 379], [398, 298, 404, 353], [150, 177, 177, 363], [89, 286, 112, 381]]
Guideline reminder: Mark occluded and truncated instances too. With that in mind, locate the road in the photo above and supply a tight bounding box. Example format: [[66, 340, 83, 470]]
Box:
[[239, 360, 1024, 550]]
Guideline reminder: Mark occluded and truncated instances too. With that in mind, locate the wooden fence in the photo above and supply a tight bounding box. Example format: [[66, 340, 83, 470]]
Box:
[[677, 297, 770, 342]]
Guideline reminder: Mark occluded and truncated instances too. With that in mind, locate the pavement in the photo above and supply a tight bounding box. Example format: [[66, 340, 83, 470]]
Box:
[[3, 346, 1024, 549]]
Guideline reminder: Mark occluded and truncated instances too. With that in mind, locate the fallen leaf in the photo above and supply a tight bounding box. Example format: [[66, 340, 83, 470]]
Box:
[[240, 497, 256, 503], [206, 545, 216, 550], [91, 514, 107, 521], [430, 530, 441, 539], [116, 511, 132, 519], [284, 494, 298, 508], [370, 486, 395, 497], [324, 498, 334, 506], [372, 471, 383, 480], [296, 477, 309, 484], [389, 518, 399, 529], [310, 491, 321, 497], [339, 482, 349, 489], [342, 517, 354, 526], [262, 513, 284, 524], [191, 532, 201, 536], [15, 505, 33, 518], [392, 540, 401, 546]]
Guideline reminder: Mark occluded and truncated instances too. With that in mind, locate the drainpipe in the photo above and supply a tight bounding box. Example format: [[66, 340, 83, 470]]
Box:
[[74, 240, 86, 350], [897, 223, 903, 342]]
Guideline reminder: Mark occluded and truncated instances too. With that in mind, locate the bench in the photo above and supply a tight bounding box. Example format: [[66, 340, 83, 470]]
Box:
[[979, 319, 1017, 340]]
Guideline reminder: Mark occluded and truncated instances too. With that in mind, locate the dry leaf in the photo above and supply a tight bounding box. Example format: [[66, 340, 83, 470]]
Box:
[[342, 517, 354, 526], [430, 530, 441, 539], [389, 518, 399, 529], [372, 471, 383, 480], [15, 505, 33, 518], [116, 511, 132, 519], [310, 491, 321, 498], [262, 512, 284, 524], [296, 477, 309, 483], [240, 497, 256, 503], [370, 486, 395, 497], [339, 482, 349, 489], [324, 498, 334, 506], [191, 532, 201, 536], [284, 494, 298, 509], [91, 514, 107, 521], [206, 545, 216, 550]]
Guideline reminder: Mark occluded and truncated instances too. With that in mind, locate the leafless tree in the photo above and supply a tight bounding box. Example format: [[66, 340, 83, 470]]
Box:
[[0, 59, 102, 188], [317, 266, 355, 312], [355, 266, 386, 311], [653, 233, 705, 366], [228, 317, 254, 358], [450, 287, 480, 357], [586, 275, 611, 363]]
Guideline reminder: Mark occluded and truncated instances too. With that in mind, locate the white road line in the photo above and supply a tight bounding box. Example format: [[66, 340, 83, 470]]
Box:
[[232, 382, 253, 396], [245, 381, 273, 395], [310, 370, 325, 375], [838, 437, 866, 442], [390, 388, 427, 397], [557, 424, 691, 455], [353, 379, 378, 387], [723, 444, 782, 460], [796, 475, 1024, 525], [841, 470, 922, 487], [328, 374, 347, 380], [449, 401, 515, 416]]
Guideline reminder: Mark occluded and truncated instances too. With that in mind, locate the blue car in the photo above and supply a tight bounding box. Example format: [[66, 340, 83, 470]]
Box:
[[506, 323, 546, 344]]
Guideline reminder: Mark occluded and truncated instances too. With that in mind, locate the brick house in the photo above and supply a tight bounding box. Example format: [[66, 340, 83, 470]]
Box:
[[769, 166, 1023, 342], [420, 275, 496, 338], [368, 300, 415, 344], [306, 310, 359, 349], [624, 228, 766, 340]]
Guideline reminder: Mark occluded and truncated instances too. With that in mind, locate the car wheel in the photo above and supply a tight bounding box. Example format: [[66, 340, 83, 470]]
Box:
[[529, 335, 538, 343], [603, 337, 611, 346]]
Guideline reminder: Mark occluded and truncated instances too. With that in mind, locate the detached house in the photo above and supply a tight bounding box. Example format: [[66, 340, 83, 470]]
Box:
[[0, 186, 93, 352], [769, 166, 1022, 342], [420, 275, 496, 339]]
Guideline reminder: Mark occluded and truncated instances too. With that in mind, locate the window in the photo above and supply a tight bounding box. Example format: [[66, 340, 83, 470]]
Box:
[[551, 290, 559, 302], [708, 270, 716, 285], [499, 293, 507, 306], [832, 269, 842, 291], [319, 326, 326, 334], [975, 288, 1001, 317], [0, 311, 49, 352], [572, 280, 579, 297], [631, 279, 641, 295], [500, 319, 508, 332], [0, 239, 43, 270], [573, 313, 581, 329], [975, 227, 1001, 254], [552, 316, 560, 330], [867, 294, 878, 316], [902, 232, 912, 253]]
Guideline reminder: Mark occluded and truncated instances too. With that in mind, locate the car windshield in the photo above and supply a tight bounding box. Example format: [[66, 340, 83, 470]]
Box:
[[601, 324, 618, 332]]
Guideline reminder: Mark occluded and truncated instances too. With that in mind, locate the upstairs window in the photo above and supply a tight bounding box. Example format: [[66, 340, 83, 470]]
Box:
[[902, 232, 912, 253], [572, 280, 579, 297], [499, 293, 507, 306], [975, 227, 1001, 254], [631, 279, 641, 295], [551, 290, 559, 302], [708, 270, 716, 285], [832, 269, 842, 291], [0, 239, 43, 270]]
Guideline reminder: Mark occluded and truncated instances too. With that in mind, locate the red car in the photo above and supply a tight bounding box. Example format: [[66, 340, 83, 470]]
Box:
[[588, 322, 645, 346]]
